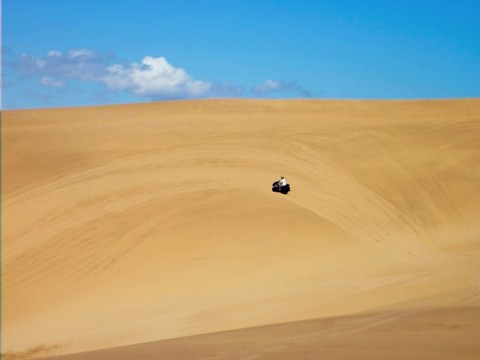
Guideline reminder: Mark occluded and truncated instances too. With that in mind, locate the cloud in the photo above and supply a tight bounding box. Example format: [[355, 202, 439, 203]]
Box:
[[253, 79, 312, 97], [13, 49, 105, 81], [254, 80, 284, 93], [67, 49, 97, 59], [103, 56, 212, 99], [41, 76, 65, 87], [209, 82, 244, 98], [7, 48, 311, 105], [10, 50, 218, 99], [47, 50, 62, 57]]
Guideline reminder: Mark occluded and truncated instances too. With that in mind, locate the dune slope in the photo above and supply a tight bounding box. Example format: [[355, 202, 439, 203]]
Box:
[[3, 99, 480, 358]]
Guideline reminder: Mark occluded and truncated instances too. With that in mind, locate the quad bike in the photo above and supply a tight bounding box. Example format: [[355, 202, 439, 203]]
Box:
[[272, 181, 290, 194]]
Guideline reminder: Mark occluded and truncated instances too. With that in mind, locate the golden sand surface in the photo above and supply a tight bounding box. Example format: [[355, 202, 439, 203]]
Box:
[[3, 99, 480, 359]]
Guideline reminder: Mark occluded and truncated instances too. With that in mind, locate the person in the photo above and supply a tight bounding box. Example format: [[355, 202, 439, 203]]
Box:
[[278, 176, 287, 189]]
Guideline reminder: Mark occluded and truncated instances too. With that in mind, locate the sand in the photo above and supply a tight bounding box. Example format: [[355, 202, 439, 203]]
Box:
[[3, 99, 480, 359]]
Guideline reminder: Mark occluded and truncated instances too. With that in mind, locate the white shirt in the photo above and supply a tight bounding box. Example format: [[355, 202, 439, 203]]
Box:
[[279, 178, 287, 186]]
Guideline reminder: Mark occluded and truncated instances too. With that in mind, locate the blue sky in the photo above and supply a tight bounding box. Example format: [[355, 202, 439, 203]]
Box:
[[2, 0, 480, 109]]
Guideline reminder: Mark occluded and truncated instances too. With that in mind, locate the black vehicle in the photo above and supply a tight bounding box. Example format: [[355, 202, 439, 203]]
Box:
[[272, 181, 290, 194]]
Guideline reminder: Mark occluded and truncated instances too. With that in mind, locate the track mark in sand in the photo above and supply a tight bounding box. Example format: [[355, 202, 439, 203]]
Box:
[[457, 292, 480, 305], [4, 182, 171, 321], [1, 344, 61, 360]]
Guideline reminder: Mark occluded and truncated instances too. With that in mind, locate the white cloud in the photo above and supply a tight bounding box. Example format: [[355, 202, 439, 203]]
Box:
[[41, 76, 65, 87], [67, 49, 97, 59], [253, 79, 312, 97], [103, 56, 212, 99], [47, 50, 63, 57], [254, 80, 283, 93]]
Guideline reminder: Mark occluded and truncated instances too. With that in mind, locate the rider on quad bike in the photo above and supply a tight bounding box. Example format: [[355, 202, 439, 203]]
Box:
[[272, 176, 290, 194]]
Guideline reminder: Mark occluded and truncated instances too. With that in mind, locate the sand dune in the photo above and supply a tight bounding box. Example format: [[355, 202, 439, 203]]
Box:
[[3, 99, 480, 359]]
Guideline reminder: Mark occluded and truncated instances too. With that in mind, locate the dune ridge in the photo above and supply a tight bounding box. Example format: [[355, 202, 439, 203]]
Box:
[[3, 99, 480, 358]]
